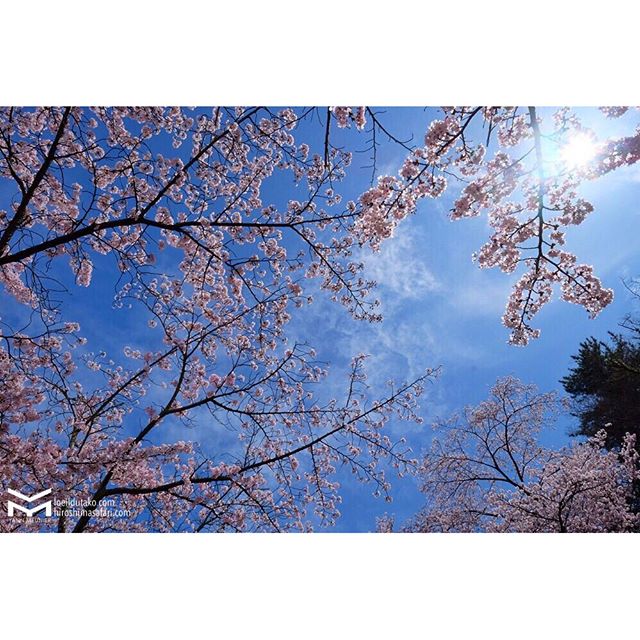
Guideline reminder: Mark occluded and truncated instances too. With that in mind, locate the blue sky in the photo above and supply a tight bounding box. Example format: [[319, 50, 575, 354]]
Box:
[[3, 107, 639, 532]]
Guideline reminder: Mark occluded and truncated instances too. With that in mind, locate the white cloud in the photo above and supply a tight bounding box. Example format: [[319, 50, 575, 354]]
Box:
[[363, 226, 440, 300], [446, 273, 512, 317]]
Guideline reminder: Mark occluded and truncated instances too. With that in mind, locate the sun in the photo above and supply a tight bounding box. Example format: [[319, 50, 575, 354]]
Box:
[[560, 133, 598, 169]]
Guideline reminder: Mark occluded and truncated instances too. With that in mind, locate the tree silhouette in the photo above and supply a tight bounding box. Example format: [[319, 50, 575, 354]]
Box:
[[562, 333, 640, 451]]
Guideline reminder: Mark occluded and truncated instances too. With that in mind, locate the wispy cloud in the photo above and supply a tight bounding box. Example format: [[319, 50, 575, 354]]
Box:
[[445, 271, 512, 317], [362, 225, 440, 300]]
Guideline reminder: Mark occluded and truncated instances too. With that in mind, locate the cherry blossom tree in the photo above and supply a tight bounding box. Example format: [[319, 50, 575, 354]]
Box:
[[0, 107, 433, 532], [359, 106, 640, 345], [1, 106, 638, 532], [399, 377, 640, 533]]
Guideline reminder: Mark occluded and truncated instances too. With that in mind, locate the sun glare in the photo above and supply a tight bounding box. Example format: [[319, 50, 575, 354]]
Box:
[[560, 133, 598, 169]]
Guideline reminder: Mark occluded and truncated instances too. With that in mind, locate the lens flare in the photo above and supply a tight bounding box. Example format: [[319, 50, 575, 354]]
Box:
[[560, 133, 598, 169]]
